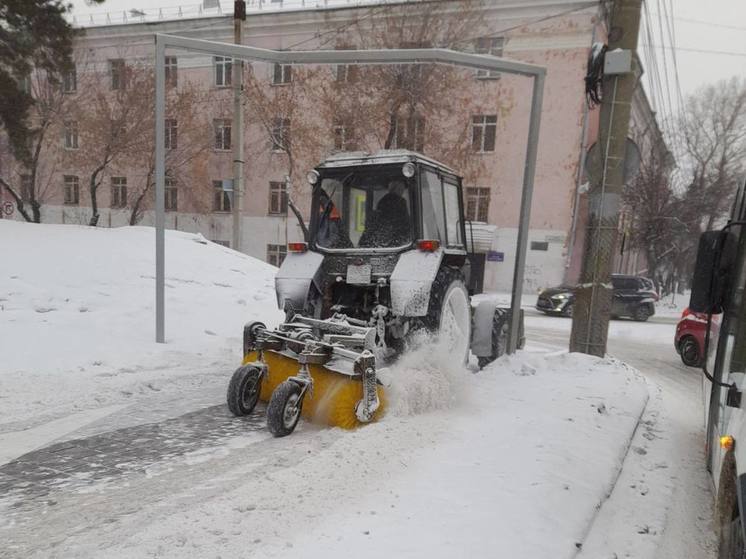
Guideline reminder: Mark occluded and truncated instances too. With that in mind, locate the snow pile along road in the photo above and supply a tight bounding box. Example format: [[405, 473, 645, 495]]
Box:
[[0, 221, 283, 433]]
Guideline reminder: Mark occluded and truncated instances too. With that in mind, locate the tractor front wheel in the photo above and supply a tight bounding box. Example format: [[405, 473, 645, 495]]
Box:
[[267, 381, 304, 437], [227, 365, 263, 416]]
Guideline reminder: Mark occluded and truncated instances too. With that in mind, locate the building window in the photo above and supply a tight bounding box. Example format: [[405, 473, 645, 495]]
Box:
[[111, 176, 127, 208], [333, 120, 356, 151], [393, 115, 425, 152], [63, 175, 79, 205], [272, 63, 292, 85], [475, 37, 504, 79], [214, 56, 232, 87], [214, 119, 231, 151], [465, 187, 491, 222], [165, 56, 178, 87], [64, 120, 79, 149], [271, 117, 290, 152], [530, 241, 549, 251], [165, 119, 178, 149], [472, 115, 497, 153], [268, 181, 288, 215], [63, 65, 77, 93], [267, 243, 287, 267], [110, 59, 126, 90], [165, 177, 177, 211], [213, 179, 232, 212]]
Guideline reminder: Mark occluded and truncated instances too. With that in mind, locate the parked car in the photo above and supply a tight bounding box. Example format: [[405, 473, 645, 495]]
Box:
[[675, 307, 720, 367], [536, 274, 658, 321]]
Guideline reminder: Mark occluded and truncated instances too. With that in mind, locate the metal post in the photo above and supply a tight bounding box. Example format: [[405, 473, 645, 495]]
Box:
[[232, 1, 246, 251], [155, 36, 166, 343], [508, 72, 545, 353]]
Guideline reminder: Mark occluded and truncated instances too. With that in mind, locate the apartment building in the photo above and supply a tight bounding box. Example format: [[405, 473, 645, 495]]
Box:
[[0, 0, 662, 292]]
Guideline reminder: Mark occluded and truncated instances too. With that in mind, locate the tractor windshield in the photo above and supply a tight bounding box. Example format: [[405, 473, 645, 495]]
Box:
[[315, 170, 413, 250]]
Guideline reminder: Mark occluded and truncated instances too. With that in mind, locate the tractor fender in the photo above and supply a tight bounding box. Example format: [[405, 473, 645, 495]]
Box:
[[275, 251, 324, 313], [471, 301, 495, 357], [390, 248, 444, 317]]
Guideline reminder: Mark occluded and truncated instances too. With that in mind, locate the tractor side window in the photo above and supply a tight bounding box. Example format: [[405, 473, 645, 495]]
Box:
[[444, 180, 463, 247], [421, 170, 445, 242]]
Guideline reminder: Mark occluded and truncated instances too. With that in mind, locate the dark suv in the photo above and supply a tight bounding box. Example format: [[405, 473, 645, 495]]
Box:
[[536, 274, 658, 321]]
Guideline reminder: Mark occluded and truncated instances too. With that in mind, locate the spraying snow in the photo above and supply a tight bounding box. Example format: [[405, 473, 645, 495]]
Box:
[[380, 332, 470, 417]]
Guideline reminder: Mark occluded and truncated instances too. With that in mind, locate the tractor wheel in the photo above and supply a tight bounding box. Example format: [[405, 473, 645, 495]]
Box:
[[267, 381, 303, 437], [227, 365, 263, 416], [428, 275, 471, 363]]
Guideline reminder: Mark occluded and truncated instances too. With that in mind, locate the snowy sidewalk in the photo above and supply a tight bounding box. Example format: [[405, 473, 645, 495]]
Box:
[[0, 350, 650, 559]]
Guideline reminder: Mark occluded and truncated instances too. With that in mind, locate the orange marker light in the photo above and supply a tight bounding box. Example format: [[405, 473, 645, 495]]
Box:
[[720, 435, 735, 450], [417, 239, 440, 252], [287, 242, 308, 253]]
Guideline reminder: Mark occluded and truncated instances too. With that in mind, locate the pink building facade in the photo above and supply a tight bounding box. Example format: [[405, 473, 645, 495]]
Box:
[[1, 0, 659, 293]]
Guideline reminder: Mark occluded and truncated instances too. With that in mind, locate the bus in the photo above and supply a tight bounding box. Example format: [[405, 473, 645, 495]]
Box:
[[691, 181, 746, 558]]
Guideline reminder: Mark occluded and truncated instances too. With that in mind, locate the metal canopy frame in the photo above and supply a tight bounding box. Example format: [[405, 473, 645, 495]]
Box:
[[154, 33, 545, 353]]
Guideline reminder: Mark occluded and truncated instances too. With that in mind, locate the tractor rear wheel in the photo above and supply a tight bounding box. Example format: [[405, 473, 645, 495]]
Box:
[[428, 277, 471, 363]]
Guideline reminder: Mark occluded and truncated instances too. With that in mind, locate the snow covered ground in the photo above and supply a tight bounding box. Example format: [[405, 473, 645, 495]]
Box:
[[0, 220, 283, 435], [0, 221, 674, 558]]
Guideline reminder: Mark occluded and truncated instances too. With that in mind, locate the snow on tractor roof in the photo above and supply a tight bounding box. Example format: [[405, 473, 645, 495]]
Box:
[[318, 149, 458, 175]]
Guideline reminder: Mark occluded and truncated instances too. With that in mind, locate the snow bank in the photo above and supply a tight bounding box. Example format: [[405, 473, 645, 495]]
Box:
[[0, 221, 283, 432]]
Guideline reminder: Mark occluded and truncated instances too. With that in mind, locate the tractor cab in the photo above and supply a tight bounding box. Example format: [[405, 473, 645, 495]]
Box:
[[308, 150, 467, 256], [277, 150, 471, 329]]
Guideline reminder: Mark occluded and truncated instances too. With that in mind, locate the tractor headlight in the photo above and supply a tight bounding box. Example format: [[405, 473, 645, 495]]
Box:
[[307, 170, 320, 185], [402, 162, 416, 178]]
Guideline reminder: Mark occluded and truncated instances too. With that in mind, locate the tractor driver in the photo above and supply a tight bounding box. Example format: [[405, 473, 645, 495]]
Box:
[[359, 180, 411, 247], [317, 188, 351, 248]]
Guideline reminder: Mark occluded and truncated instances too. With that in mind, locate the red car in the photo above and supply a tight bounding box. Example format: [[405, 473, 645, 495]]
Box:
[[675, 308, 719, 367]]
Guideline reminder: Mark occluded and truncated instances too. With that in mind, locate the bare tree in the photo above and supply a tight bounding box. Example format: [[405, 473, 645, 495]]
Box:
[[622, 133, 686, 292], [328, 0, 490, 181], [126, 78, 213, 225], [679, 77, 746, 230], [667, 77, 746, 284], [0, 68, 69, 222], [74, 59, 154, 226]]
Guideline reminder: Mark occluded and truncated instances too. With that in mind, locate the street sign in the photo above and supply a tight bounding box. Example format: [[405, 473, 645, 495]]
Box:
[[2, 202, 13, 216], [487, 250, 504, 262], [585, 138, 641, 185]]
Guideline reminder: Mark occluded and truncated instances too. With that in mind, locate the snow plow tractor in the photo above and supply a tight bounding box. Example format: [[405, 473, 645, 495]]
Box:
[[227, 150, 524, 436]]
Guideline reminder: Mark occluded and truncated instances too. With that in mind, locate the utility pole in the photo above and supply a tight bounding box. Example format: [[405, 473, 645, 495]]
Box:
[[231, 0, 246, 251], [569, 0, 643, 356]]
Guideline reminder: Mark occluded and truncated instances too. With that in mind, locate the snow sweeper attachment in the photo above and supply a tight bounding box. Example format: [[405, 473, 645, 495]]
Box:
[[226, 150, 524, 436]]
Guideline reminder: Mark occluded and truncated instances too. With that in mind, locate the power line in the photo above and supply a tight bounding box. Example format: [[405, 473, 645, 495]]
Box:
[[453, 4, 595, 47], [641, 44, 746, 57], [647, 13, 746, 31]]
